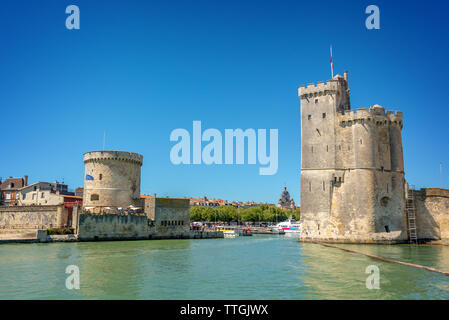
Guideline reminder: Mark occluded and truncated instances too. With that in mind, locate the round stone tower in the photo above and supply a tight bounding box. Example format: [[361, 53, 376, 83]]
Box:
[[83, 150, 143, 208]]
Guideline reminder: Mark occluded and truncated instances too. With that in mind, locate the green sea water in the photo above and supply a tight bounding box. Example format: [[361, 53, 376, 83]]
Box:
[[0, 235, 448, 299]]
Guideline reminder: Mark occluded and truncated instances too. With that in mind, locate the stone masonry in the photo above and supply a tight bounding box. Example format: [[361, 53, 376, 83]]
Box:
[[298, 72, 408, 243]]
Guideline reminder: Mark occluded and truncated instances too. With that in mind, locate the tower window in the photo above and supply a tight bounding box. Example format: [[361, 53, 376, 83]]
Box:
[[309, 182, 311, 192], [326, 145, 329, 152], [315, 99, 319, 104], [99, 174, 103, 180], [360, 139, 363, 144], [308, 115, 312, 120], [322, 113, 326, 118], [91, 194, 99, 201], [323, 181, 325, 191]]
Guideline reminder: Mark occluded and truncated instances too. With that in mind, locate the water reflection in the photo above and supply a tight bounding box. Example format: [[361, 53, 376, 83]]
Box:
[[300, 243, 449, 299], [0, 237, 448, 299]]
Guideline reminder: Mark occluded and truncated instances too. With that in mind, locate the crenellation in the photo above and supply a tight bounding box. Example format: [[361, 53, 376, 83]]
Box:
[[337, 106, 403, 128], [298, 78, 341, 99]]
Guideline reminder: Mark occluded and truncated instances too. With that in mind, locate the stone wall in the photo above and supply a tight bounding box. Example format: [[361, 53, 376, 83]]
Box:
[[0, 205, 69, 234], [145, 198, 190, 238], [414, 188, 449, 243], [78, 197, 191, 241], [77, 213, 152, 240]]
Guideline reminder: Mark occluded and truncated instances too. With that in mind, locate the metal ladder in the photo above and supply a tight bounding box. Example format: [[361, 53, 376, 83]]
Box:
[[406, 185, 418, 244]]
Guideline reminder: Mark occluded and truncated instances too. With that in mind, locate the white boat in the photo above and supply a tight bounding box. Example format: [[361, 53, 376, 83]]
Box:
[[272, 218, 300, 234], [217, 227, 238, 238]]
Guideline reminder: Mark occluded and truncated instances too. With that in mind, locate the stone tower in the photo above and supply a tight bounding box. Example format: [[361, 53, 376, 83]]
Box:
[[298, 72, 408, 243], [83, 150, 143, 209]]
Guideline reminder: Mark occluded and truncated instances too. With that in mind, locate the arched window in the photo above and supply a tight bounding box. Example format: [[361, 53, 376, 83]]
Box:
[[99, 174, 103, 180]]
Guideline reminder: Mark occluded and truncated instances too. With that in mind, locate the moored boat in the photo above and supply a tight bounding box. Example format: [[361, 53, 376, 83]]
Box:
[[271, 218, 300, 234]]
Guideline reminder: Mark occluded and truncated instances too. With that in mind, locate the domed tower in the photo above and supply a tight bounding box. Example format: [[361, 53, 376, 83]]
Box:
[[83, 150, 143, 208], [278, 186, 295, 210]]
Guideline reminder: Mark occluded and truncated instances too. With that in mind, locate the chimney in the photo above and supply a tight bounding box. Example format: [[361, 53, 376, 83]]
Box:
[[24, 175, 28, 186], [344, 70, 348, 83]]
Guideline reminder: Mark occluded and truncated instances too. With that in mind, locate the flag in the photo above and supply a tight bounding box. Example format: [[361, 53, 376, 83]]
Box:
[[86, 174, 94, 181]]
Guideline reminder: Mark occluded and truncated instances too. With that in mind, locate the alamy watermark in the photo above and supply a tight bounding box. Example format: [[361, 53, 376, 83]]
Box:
[[365, 265, 380, 290], [365, 5, 380, 30], [66, 5, 80, 30], [169, 121, 278, 175], [65, 265, 80, 290]]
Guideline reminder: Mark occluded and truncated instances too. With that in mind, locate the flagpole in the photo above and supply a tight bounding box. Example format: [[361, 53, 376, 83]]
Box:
[[103, 131, 106, 151], [441, 162, 444, 188], [330, 45, 334, 79]]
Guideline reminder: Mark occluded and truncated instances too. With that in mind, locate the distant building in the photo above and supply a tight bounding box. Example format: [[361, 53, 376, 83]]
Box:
[[278, 186, 296, 210], [189, 196, 270, 208], [190, 196, 220, 207], [0, 176, 28, 206], [17, 181, 79, 206], [75, 187, 84, 197]]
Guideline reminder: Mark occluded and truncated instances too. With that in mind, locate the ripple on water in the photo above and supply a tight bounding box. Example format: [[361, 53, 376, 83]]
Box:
[[0, 237, 448, 299]]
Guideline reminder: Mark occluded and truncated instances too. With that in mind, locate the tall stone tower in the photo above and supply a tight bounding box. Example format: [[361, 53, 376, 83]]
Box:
[[298, 72, 408, 243], [83, 150, 143, 209]]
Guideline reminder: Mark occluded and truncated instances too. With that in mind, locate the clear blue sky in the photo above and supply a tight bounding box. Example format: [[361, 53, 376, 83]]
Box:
[[1, 0, 448, 204]]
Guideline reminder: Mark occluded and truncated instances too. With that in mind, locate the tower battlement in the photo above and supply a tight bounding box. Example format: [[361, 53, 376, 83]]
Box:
[[298, 78, 344, 99], [338, 106, 403, 128], [84, 150, 143, 166]]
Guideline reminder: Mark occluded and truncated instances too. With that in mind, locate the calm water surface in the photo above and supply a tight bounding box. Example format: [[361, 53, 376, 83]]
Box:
[[0, 235, 448, 299]]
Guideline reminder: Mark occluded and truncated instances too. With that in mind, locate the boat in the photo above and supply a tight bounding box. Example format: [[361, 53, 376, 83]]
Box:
[[237, 228, 253, 236], [271, 218, 300, 234], [217, 227, 238, 238]]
